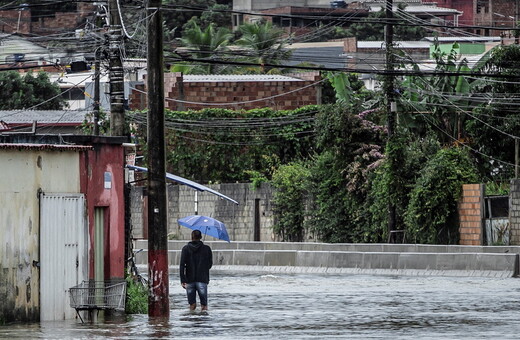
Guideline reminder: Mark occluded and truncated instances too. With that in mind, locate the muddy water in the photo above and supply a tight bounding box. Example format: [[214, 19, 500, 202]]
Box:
[[1, 271, 519, 339]]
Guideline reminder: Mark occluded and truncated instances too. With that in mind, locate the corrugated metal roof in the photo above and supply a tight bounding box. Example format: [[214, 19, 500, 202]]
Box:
[[0, 110, 89, 124], [423, 36, 502, 42], [0, 143, 92, 151], [358, 41, 431, 49], [183, 75, 304, 82], [370, 4, 461, 14], [0, 33, 58, 64], [362, 0, 421, 2]]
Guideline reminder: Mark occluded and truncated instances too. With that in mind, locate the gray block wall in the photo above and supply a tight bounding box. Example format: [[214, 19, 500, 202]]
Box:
[[510, 179, 520, 245], [130, 182, 279, 242]]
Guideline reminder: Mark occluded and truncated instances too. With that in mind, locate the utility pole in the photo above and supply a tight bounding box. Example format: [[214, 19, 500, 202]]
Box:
[[108, 0, 125, 136], [93, 48, 100, 136], [385, 0, 397, 242], [147, 0, 169, 318]]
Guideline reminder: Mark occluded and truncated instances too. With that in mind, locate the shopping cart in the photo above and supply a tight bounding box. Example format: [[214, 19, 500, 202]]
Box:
[[69, 281, 126, 322]]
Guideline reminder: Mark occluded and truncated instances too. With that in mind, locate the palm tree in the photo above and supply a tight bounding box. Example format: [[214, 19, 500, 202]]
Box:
[[236, 21, 292, 73], [178, 20, 232, 74]]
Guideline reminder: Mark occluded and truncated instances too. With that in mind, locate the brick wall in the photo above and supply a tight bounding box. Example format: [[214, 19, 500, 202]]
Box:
[[129, 72, 321, 111], [459, 184, 484, 245], [0, 10, 30, 34], [168, 73, 320, 111], [509, 179, 520, 245], [0, 4, 94, 35]]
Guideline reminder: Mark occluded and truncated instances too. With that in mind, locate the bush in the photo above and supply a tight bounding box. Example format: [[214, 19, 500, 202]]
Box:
[[125, 276, 148, 314], [404, 147, 480, 244], [271, 162, 310, 241]]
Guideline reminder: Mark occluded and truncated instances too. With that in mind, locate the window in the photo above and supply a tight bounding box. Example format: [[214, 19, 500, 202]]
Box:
[[476, 0, 489, 14]]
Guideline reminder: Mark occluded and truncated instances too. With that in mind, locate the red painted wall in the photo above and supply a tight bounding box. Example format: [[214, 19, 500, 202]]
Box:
[[79, 144, 126, 280], [428, 0, 475, 27]]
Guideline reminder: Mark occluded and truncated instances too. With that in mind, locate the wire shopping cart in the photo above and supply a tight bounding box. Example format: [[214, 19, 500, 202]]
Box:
[[69, 281, 126, 322]]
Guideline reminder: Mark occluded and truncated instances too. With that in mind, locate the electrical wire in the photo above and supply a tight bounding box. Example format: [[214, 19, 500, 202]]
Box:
[[0, 73, 91, 120], [116, 0, 149, 39], [129, 77, 326, 106], [404, 97, 516, 170]]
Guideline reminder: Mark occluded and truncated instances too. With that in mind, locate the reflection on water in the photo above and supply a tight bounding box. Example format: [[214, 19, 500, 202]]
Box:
[[1, 271, 519, 339]]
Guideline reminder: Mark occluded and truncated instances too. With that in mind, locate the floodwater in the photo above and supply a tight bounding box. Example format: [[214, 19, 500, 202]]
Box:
[[2, 271, 520, 339]]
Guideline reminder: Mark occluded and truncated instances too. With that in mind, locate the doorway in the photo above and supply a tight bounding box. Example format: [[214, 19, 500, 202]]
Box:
[[40, 193, 87, 321]]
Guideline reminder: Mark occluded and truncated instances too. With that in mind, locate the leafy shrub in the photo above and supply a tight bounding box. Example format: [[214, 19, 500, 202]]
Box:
[[271, 162, 310, 241], [404, 147, 480, 244], [125, 276, 148, 314], [362, 131, 441, 242]]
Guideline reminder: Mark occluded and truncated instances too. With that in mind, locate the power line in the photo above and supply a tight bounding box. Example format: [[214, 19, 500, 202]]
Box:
[[404, 98, 516, 169], [165, 55, 520, 79], [129, 77, 326, 107], [165, 3, 520, 32]]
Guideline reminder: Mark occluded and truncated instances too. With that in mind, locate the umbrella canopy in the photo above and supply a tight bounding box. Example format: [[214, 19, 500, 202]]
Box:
[[178, 215, 231, 243]]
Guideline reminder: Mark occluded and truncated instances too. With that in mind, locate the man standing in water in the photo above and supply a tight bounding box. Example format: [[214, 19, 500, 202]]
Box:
[[180, 230, 213, 311]]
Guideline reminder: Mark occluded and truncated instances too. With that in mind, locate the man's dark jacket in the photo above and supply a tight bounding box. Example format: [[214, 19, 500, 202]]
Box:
[[180, 240, 213, 284]]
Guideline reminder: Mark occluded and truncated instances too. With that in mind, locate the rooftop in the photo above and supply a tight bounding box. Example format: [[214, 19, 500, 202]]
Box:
[[423, 36, 502, 43], [370, 4, 462, 16], [0, 110, 90, 125], [357, 41, 432, 49], [0, 143, 92, 152], [183, 75, 305, 82]]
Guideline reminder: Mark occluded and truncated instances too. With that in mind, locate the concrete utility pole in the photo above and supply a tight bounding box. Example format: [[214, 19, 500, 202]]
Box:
[[93, 48, 100, 136], [385, 0, 397, 241], [108, 0, 126, 136], [146, 0, 169, 317]]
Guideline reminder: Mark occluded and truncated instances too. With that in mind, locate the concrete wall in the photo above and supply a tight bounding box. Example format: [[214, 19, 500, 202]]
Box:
[[134, 240, 520, 278], [510, 179, 520, 245], [0, 148, 82, 322], [130, 182, 282, 242]]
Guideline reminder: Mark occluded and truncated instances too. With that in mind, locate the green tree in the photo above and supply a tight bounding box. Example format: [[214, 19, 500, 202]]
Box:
[[404, 147, 480, 244], [162, 0, 217, 37], [362, 130, 441, 242], [307, 104, 385, 242], [323, 71, 371, 105], [465, 44, 520, 179], [236, 21, 292, 73], [400, 42, 473, 143], [133, 106, 317, 183], [0, 71, 66, 110], [271, 162, 310, 242], [177, 20, 233, 74], [345, 6, 426, 41], [182, 4, 232, 31]]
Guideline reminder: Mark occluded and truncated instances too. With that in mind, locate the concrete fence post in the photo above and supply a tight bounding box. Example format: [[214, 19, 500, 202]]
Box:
[[509, 179, 520, 245]]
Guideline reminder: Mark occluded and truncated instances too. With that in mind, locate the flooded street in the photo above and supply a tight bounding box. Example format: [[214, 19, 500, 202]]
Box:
[[1, 271, 520, 339]]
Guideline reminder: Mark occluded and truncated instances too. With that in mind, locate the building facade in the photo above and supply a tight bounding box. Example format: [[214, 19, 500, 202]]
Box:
[[0, 135, 127, 323]]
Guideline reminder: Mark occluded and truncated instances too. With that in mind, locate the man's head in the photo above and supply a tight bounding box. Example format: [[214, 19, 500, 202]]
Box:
[[191, 229, 202, 241]]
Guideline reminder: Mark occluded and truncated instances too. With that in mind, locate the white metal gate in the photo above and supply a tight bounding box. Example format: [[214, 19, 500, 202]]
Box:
[[40, 193, 88, 321]]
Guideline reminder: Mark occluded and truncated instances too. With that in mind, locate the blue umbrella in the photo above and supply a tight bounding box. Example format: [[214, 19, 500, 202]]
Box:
[[178, 215, 231, 243]]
